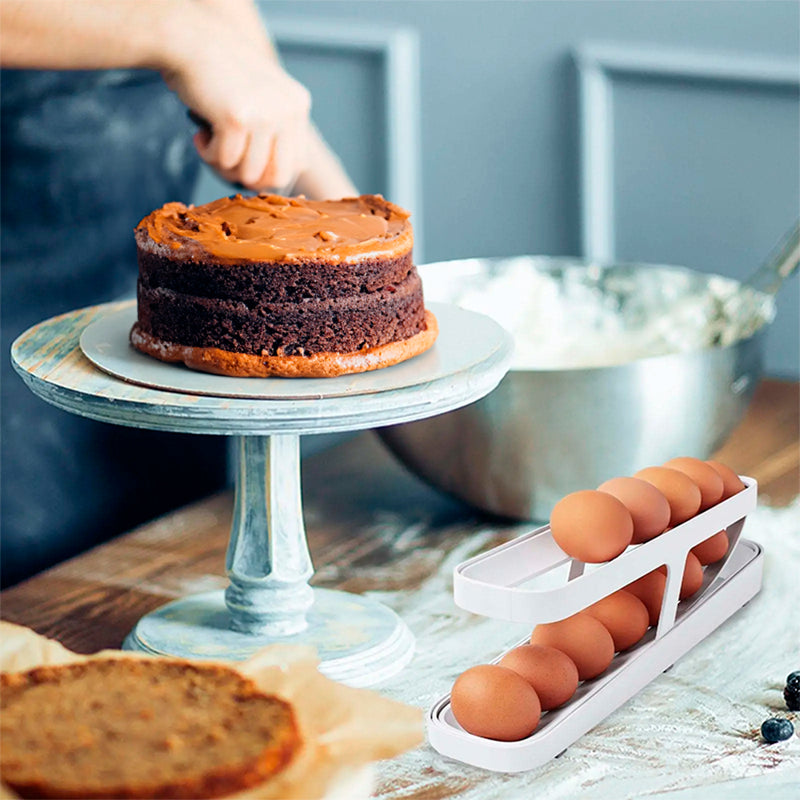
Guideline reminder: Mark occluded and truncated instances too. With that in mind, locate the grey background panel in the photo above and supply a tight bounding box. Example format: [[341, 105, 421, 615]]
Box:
[[613, 76, 800, 375], [195, 0, 799, 376], [283, 46, 388, 196]]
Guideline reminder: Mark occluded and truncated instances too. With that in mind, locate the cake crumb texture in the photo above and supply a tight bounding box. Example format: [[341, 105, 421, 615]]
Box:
[[1, 659, 300, 799], [131, 309, 438, 378]]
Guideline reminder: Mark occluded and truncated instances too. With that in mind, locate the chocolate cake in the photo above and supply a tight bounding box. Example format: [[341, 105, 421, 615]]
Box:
[[131, 194, 438, 378], [1, 658, 300, 799]]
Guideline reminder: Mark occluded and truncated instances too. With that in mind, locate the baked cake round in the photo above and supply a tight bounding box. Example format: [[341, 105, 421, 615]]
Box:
[[131, 193, 438, 378], [0, 659, 299, 799]]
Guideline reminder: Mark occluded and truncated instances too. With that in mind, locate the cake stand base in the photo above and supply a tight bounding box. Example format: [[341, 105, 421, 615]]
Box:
[[122, 588, 415, 688]]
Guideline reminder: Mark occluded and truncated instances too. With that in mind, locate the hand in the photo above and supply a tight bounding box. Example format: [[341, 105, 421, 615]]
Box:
[[162, 1, 311, 191]]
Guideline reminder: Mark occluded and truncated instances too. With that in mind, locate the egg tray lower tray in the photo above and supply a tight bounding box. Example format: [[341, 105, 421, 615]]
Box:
[[428, 477, 763, 772]]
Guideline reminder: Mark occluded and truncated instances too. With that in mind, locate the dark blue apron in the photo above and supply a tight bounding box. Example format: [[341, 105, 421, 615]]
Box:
[[1, 69, 226, 586]]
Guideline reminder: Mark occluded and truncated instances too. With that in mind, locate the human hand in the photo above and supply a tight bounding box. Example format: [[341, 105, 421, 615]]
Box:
[[161, 1, 311, 191]]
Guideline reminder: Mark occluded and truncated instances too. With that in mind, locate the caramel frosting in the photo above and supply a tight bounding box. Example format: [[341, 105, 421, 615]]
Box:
[[137, 194, 413, 264]]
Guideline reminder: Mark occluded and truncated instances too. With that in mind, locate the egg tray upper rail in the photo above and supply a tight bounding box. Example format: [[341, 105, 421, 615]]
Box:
[[453, 477, 757, 638]]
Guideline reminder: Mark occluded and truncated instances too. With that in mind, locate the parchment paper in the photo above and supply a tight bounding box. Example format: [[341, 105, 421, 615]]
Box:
[[0, 622, 423, 800]]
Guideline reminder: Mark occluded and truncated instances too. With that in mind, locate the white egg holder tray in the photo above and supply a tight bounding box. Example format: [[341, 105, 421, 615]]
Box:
[[428, 476, 763, 772]]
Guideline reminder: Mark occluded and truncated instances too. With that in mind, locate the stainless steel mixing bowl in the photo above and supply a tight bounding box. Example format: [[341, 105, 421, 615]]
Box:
[[378, 257, 773, 521]]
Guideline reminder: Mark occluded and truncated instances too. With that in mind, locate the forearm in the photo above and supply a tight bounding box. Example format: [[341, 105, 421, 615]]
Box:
[[1, 0, 357, 197], [0, 0, 190, 70]]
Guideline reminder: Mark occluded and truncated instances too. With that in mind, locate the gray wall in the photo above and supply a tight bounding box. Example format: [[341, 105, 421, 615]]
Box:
[[195, 0, 800, 377]]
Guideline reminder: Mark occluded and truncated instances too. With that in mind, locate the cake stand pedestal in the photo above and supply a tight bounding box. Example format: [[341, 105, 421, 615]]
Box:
[[11, 301, 512, 686]]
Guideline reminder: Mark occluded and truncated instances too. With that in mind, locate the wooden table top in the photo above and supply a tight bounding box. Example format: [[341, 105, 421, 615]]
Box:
[[2, 377, 798, 797]]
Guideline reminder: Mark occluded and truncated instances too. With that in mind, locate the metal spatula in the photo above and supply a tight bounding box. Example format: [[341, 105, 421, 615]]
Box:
[[709, 220, 800, 344]]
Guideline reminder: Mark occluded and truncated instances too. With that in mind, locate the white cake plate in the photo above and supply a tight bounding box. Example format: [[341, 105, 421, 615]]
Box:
[[11, 300, 513, 686]]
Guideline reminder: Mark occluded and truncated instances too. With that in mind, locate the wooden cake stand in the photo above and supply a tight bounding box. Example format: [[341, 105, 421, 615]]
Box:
[[11, 301, 513, 686]]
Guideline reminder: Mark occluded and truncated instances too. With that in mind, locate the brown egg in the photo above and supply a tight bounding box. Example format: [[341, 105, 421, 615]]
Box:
[[584, 590, 650, 651], [625, 569, 667, 627], [634, 467, 702, 527], [530, 613, 615, 681], [597, 477, 671, 543], [450, 664, 541, 741], [498, 645, 579, 710], [692, 530, 729, 565], [706, 460, 745, 499], [681, 552, 705, 598], [550, 490, 634, 563], [659, 552, 704, 600], [663, 457, 724, 510]]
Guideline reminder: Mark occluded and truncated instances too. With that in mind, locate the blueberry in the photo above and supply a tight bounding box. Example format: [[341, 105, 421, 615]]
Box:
[[787, 671, 800, 691], [761, 718, 794, 743], [785, 685, 800, 712]]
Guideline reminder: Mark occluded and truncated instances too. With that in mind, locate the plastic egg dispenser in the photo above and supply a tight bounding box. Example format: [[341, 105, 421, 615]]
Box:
[[428, 477, 763, 772]]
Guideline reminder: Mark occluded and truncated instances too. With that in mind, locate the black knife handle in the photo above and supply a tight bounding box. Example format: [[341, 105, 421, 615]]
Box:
[[187, 109, 212, 132]]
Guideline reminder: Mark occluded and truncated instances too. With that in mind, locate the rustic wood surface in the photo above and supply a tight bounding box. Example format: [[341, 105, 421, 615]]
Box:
[[1, 378, 797, 797]]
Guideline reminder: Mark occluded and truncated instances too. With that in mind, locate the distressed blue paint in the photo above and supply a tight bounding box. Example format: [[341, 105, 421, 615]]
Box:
[[225, 435, 314, 636], [123, 588, 415, 687]]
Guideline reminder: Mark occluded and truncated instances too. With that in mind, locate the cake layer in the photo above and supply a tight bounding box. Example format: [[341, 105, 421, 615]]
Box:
[[1, 659, 299, 799], [136, 248, 415, 304], [130, 310, 439, 378], [136, 269, 426, 356], [136, 194, 413, 265]]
